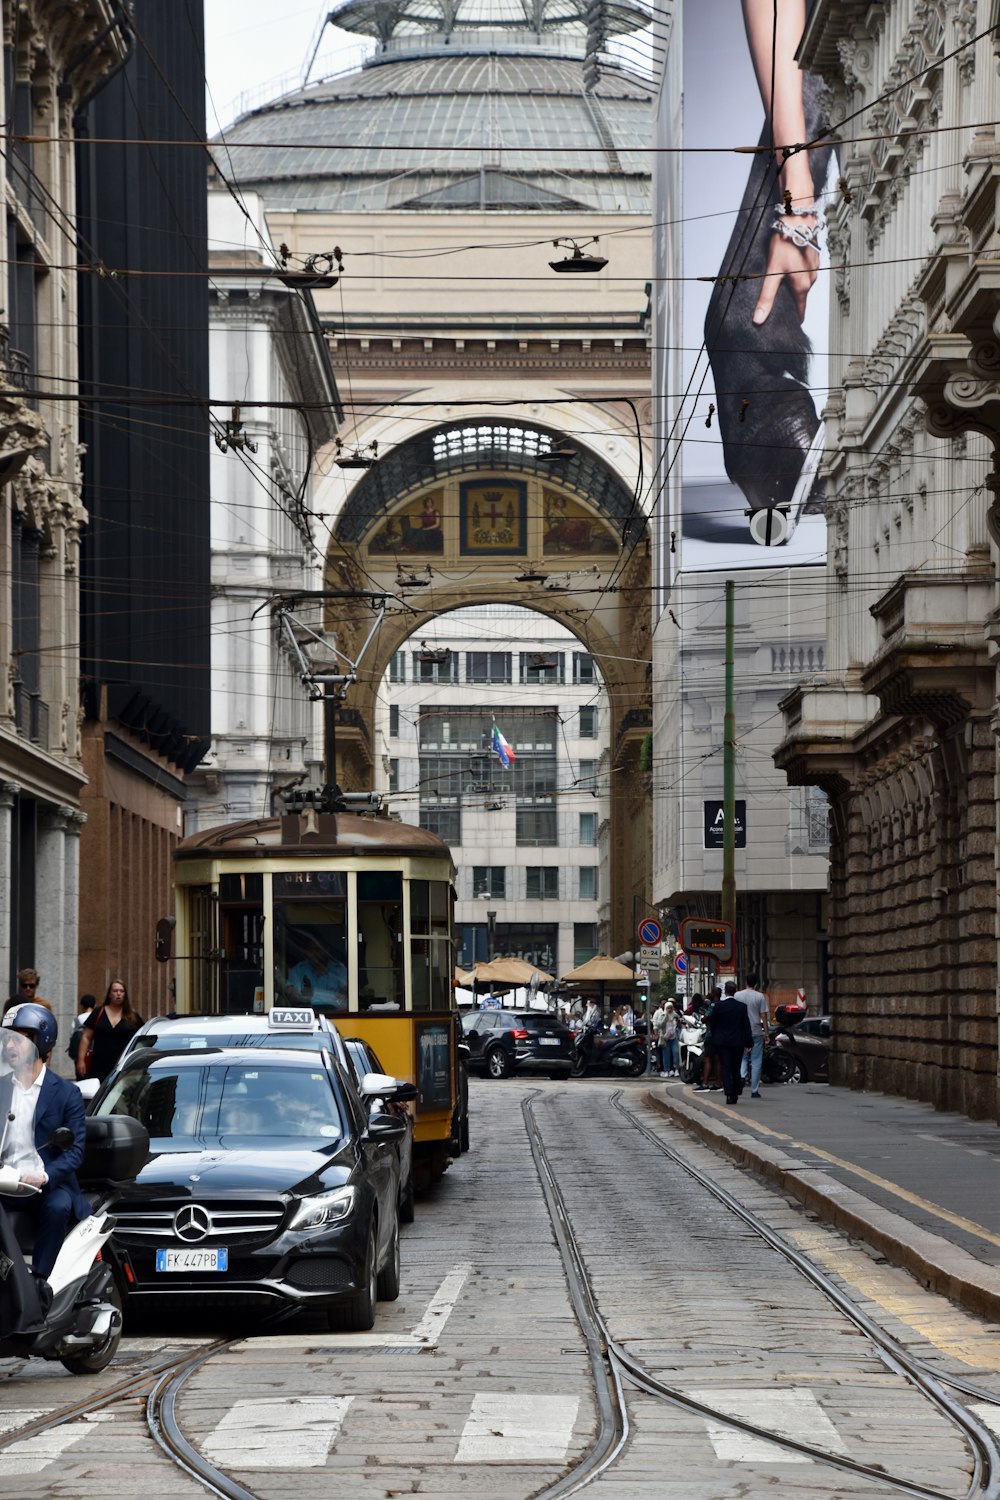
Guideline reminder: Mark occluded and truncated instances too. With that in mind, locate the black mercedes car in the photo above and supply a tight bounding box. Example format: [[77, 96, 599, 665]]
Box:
[[91, 1046, 404, 1329]]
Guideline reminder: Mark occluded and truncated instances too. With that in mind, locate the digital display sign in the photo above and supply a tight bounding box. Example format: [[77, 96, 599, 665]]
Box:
[[679, 919, 735, 965]]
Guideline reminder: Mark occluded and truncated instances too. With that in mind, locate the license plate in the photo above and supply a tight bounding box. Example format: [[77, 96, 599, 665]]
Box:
[[538, 1038, 560, 1046], [156, 1248, 228, 1272]]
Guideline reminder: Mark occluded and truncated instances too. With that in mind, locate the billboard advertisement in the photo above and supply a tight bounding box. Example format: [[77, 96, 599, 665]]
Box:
[[681, 0, 832, 569]]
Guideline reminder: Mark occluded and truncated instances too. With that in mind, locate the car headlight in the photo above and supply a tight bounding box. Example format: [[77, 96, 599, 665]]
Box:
[[288, 1186, 356, 1231]]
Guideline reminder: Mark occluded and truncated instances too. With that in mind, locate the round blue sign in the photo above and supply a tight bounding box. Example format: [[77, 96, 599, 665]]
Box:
[[637, 918, 662, 947], [674, 951, 688, 975]]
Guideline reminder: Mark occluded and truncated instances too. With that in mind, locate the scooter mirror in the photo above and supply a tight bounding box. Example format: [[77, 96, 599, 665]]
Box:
[[46, 1127, 74, 1151]]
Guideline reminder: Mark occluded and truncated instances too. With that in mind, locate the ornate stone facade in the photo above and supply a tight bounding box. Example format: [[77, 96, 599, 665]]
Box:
[[775, 0, 1000, 1118]]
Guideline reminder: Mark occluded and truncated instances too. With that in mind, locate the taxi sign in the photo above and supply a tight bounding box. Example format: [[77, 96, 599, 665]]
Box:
[[268, 1007, 316, 1031]]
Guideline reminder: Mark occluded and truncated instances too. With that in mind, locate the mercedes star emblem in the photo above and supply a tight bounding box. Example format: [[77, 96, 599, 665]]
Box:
[[172, 1204, 213, 1243]]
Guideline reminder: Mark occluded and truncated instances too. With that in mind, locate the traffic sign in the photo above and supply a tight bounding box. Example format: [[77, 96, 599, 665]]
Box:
[[673, 951, 687, 975], [639, 946, 661, 967], [747, 505, 790, 546], [637, 918, 662, 947]]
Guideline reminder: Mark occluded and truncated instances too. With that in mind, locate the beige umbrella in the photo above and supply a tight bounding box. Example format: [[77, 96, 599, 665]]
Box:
[[560, 955, 635, 985], [458, 957, 554, 988]]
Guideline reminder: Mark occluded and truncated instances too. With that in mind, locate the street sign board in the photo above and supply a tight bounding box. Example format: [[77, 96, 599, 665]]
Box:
[[639, 946, 661, 967], [673, 951, 688, 974], [747, 505, 791, 546], [637, 918, 662, 947]]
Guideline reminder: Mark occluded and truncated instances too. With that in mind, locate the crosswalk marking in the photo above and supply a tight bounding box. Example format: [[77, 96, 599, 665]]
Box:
[[0, 1411, 113, 1477], [203, 1397, 352, 1469], [455, 1394, 579, 1463], [243, 1262, 472, 1351], [687, 1388, 848, 1464]]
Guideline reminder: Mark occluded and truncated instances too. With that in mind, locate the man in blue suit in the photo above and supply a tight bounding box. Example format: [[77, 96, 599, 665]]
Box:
[[0, 1003, 89, 1278]]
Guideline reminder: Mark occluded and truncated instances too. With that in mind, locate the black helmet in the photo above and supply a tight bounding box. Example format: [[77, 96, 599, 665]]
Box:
[[2, 1002, 58, 1059]]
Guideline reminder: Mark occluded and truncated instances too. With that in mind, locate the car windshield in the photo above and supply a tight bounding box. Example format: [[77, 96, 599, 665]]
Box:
[[96, 1060, 343, 1146], [134, 1030, 326, 1053]]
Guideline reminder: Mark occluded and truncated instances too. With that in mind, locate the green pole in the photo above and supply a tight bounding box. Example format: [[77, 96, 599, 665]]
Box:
[[722, 579, 736, 931]]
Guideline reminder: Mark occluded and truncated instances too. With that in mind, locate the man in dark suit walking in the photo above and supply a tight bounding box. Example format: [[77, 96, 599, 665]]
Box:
[[0, 1003, 89, 1277], [709, 980, 753, 1104]]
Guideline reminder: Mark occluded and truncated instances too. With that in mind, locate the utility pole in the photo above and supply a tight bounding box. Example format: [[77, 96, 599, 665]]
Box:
[[721, 579, 736, 930]]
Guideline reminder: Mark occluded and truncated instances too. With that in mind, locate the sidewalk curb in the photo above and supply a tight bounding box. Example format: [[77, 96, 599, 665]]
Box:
[[644, 1088, 1000, 1325]]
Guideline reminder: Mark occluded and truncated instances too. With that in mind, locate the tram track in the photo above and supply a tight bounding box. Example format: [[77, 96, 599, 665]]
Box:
[[522, 1087, 1000, 1500]]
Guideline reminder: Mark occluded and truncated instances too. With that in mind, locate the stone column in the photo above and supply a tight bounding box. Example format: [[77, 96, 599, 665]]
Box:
[[36, 804, 75, 1044], [64, 810, 85, 1047], [0, 782, 18, 990]]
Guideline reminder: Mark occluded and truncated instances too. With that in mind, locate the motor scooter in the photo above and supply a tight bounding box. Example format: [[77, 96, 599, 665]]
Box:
[[570, 1024, 646, 1078], [679, 1016, 706, 1084], [0, 1097, 148, 1375]]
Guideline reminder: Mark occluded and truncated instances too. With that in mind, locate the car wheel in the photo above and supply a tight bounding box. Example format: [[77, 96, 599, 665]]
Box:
[[789, 1059, 807, 1083], [764, 1048, 796, 1085], [330, 1223, 377, 1332], [61, 1282, 122, 1375], [376, 1213, 401, 1302], [399, 1169, 415, 1224], [486, 1046, 510, 1079]]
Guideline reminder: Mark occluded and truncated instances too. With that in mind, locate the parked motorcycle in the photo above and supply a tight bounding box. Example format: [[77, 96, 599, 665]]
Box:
[[570, 1025, 647, 1078], [679, 1016, 706, 1084], [0, 1078, 148, 1375]]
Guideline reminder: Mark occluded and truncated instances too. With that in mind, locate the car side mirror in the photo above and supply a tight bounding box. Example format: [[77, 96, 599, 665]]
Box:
[[367, 1113, 406, 1142]]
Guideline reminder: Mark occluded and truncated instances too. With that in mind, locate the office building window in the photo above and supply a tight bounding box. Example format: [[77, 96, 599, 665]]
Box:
[[574, 923, 598, 967], [578, 867, 598, 900], [389, 704, 399, 737], [516, 807, 557, 845], [473, 866, 505, 899], [520, 651, 564, 685], [579, 812, 597, 846], [525, 867, 558, 900], [388, 759, 399, 793], [419, 808, 461, 844], [466, 651, 511, 684], [579, 706, 597, 738], [389, 650, 405, 683], [573, 652, 596, 685], [578, 759, 596, 791], [413, 650, 457, 683]]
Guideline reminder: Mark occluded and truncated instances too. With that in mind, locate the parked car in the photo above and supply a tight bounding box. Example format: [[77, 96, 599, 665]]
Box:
[[461, 1008, 575, 1079], [110, 1009, 357, 1078], [343, 1036, 416, 1224], [90, 1046, 404, 1329], [774, 1015, 831, 1083]]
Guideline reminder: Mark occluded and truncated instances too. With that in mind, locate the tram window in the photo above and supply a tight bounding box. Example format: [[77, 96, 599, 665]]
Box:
[[274, 901, 348, 1012], [220, 873, 263, 903], [357, 872, 403, 1010], [410, 936, 452, 1012], [410, 880, 450, 937]]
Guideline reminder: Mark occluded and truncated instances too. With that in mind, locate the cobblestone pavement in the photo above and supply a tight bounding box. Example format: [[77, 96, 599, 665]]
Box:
[[0, 1079, 995, 1499]]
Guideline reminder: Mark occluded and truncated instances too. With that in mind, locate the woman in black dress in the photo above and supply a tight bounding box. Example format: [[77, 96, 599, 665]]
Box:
[[76, 980, 142, 1083]]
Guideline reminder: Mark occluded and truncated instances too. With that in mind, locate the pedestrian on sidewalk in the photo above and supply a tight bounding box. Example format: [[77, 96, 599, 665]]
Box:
[[735, 972, 769, 1098], [694, 986, 723, 1092], [711, 980, 753, 1103], [6, 968, 53, 1013], [657, 1000, 680, 1076]]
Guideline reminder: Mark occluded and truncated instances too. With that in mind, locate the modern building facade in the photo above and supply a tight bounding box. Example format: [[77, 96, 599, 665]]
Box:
[[0, 3, 129, 1028], [374, 604, 609, 976], [76, 0, 211, 1013], [184, 191, 341, 835], [774, 2, 1000, 1119], [214, 0, 656, 952]]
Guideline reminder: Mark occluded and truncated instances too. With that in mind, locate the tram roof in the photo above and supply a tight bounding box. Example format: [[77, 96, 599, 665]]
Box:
[[175, 811, 455, 865]]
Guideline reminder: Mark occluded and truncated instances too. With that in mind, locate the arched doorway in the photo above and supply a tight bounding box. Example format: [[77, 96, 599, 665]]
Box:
[[322, 416, 651, 953]]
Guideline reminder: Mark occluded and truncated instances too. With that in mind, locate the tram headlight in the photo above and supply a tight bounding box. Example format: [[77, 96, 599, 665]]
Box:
[[289, 1186, 356, 1231]]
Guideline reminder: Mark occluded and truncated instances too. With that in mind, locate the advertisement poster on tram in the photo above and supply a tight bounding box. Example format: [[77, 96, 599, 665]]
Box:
[[680, 0, 832, 569]]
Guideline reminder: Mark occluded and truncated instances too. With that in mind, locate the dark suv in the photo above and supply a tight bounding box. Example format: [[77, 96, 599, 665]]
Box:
[[461, 1008, 575, 1079]]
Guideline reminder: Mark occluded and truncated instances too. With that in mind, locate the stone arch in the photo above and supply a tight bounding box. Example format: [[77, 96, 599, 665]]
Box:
[[320, 413, 651, 949]]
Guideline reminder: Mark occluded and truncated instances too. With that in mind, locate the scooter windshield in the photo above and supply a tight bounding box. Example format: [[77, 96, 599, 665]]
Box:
[[0, 1030, 46, 1193]]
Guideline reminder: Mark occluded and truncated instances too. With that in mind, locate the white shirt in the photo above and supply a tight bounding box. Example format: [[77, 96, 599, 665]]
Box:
[[3, 1065, 46, 1178]]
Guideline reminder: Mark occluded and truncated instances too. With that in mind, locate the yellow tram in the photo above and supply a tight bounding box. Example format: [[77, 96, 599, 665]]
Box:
[[169, 807, 463, 1186]]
